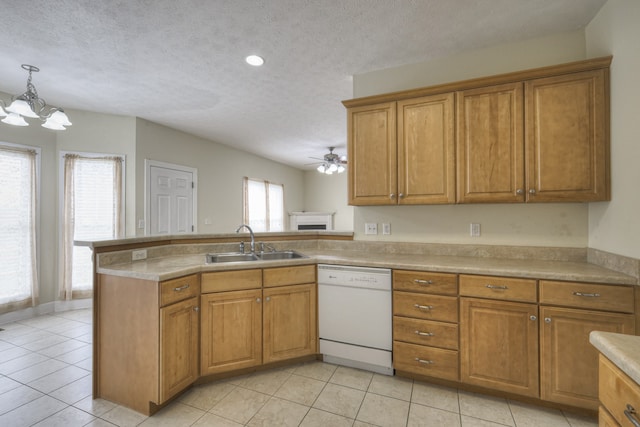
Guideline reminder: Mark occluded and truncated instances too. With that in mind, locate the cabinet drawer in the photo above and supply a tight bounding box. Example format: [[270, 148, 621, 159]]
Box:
[[393, 341, 459, 381], [263, 265, 316, 288], [393, 270, 458, 295], [201, 269, 262, 293], [599, 354, 640, 427], [540, 281, 634, 313], [394, 292, 458, 323], [160, 274, 200, 307], [460, 274, 537, 302], [394, 317, 458, 350]]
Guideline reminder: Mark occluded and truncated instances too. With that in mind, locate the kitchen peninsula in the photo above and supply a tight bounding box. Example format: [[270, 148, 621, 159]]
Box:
[[87, 232, 639, 416]]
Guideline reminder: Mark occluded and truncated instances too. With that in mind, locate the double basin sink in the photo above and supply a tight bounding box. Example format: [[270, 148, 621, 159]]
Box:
[[206, 250, 307, 264]]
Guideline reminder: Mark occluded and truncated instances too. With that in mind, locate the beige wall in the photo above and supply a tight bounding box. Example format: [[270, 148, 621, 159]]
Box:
[[349, 31, 592, 246], [135, 118, 305, 234], [303, 171, 354, 231], [585, 0, 640, 259]]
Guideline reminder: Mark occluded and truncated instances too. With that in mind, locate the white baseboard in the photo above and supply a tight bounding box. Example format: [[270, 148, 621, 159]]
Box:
[[0, 299, 92, 326]]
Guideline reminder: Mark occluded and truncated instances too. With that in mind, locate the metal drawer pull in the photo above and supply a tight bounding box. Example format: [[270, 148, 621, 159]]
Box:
[[486, 284, 508, 290], [173, 284, 190, 292], [414, 330, 434, 337], [415, 358, 434, 364], [414, 279, 433, 285], [414, 304, 433, 311], [625, 404, 640, 427], [573, 292, 600, 298]]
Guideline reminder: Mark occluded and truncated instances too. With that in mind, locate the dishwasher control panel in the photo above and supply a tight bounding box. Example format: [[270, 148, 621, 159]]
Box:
[[317, 264, 391, 291]]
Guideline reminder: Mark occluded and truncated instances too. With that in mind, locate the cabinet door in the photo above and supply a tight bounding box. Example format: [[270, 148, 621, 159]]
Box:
[[159, 296, 199, 403], [525, 69, 609, 201], [456, 83, 524, 203], [540, 306, 635, 409], [347, 102, 397, 205], [200, 289, 262, 375], [397, 93, 455, 204], [263, 283, 317, 363], [460, 298, 539, 397]]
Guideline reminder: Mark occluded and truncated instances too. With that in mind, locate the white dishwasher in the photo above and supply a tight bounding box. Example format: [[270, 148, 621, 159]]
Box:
[[318, 264, 393, 375]]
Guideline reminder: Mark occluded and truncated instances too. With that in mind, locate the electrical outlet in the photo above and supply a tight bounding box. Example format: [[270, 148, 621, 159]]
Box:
[[382, 223, 391, 235], [132, 249, 147, 261], [365, 223, 378, 235], [470, 223, 481, 237], [137, 219, 145, 229]]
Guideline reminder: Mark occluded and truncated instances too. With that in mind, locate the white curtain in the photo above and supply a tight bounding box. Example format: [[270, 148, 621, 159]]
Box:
[[61, 154, 123, 300], [0, 146, 38, 313], [243, 177, 284, 232]]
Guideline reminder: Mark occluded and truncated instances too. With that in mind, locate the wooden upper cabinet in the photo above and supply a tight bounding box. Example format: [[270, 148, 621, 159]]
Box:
[[525, 69, 609, 201], [456, 82, 524, 203], [347, 102, 397, 205], [397, 93, 456, 204]]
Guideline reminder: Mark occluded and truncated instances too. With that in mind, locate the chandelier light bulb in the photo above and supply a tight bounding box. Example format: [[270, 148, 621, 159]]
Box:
[[6, 99, 39, 118]]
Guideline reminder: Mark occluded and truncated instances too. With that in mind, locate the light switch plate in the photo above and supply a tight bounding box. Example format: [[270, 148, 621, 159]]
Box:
[[382, 223, 391, 235], [365, 223, 378, 235], [132, 249, 147, 261], [470, 223, 481, 237]]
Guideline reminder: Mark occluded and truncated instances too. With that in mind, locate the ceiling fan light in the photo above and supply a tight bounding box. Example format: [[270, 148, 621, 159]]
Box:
[[49, 109, 72, 126], [317, 164, 326, 173], [0, 105, 7, 117], [2, 112, 29, 126], [42, 118, 67, 130], [337, 165, 345, 173], [328, 163, 338, 172], [6, 99, 39, 118]]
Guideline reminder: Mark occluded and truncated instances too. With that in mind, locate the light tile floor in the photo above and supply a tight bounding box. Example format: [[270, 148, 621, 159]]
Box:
[[0, 309, 598, 427]]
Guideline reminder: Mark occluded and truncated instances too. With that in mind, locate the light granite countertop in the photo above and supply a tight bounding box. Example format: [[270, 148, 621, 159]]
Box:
[[590, 332, 640, 385], [97, 248, 638, 285]]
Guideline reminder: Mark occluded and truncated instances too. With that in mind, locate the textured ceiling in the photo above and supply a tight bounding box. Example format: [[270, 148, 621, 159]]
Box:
[[0, 0, 606, 169]]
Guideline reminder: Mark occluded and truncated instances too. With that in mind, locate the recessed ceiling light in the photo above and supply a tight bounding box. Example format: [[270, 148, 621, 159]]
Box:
[[245, 55, 265, 66]]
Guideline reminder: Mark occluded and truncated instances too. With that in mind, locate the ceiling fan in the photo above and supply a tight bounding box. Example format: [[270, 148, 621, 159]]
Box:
[[307, 147, 347, 174]]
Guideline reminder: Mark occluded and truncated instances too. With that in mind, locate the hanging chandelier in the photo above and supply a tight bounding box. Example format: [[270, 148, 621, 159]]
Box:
[[316, 147, 346, 175], [0, 64, 72, 130]]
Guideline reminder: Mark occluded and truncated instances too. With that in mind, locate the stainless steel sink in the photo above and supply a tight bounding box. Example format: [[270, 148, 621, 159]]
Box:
[[206, 252, 259, 263], [258, 250, 307, 260]]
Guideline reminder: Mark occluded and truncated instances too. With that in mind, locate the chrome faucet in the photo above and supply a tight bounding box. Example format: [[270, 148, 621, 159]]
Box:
[[235, 224, 255, 253]]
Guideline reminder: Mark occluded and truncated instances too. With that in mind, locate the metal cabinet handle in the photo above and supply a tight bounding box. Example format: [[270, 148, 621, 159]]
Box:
[[516, 189, 524, 195], [415, 358, 433, 364], [193, 306, 199, 312], [256, 298, 261, 303], [545, 317, 551, 323], [625, 404, 640, 427], [390, 193, 396, 199], [529, 189, 536, 194], [573, 292, 600, 298], [414, 304, 433, 311], [485, 284, 508, 290], [265, 296, 271, 302], [174, 284, 190, 292], [415, 330, 434, 337], [530, 315, 537, 321], [399, 193, 405, 198], [414, 279, 433, 285]]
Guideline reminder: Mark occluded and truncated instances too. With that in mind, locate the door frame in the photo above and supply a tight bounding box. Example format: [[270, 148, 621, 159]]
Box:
[[144, 159, 198, 236]]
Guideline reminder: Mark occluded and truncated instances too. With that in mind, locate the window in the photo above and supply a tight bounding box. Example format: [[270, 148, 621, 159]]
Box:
[[0, 144, 38, 313], [243, 177, 284, 232], [61, 153, 124, 299]]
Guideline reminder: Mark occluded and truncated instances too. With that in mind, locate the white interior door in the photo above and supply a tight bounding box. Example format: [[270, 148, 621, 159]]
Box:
[[148, 163, 196, 235]]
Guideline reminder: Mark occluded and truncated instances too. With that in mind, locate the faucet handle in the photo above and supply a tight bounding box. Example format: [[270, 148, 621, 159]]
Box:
[[239, 241, 245, 253]]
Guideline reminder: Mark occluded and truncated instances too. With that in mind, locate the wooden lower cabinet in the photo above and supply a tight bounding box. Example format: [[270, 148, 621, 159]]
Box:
[[159, 296, 199, 403], [263, 283, 317, 363], [96, 273, 200, 415], [540, 306, 635, 410], [200, 265, 318, 376], [460, 297, 539, 397], [599, 355, 640, 427], [200, 289, 262, 375]]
